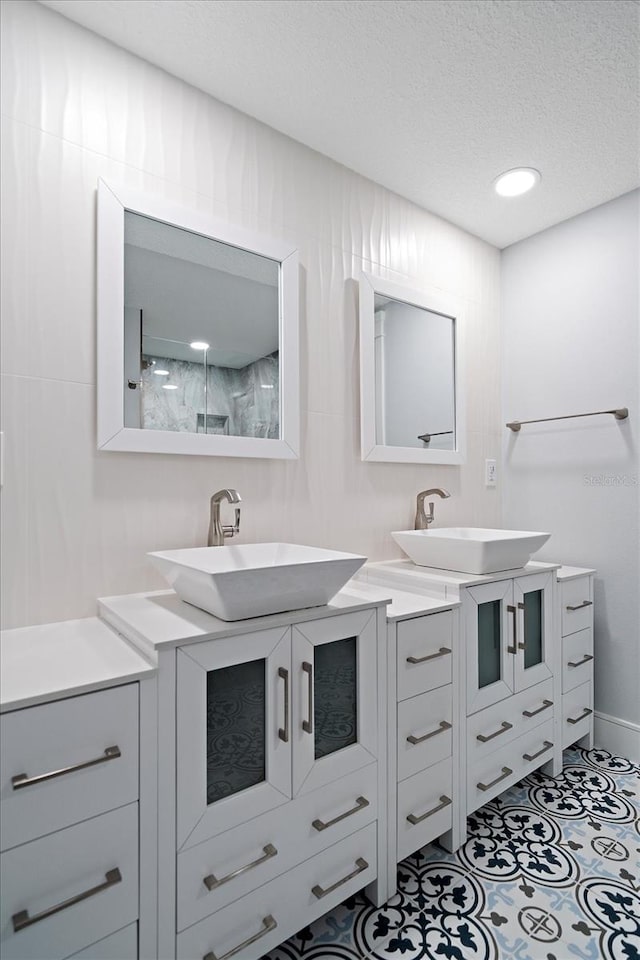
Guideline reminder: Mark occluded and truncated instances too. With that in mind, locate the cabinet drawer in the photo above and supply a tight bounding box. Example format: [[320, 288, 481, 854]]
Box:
[[397, 686, 453, 782], [397, 757, 452, 862], [1, 685, 139, 851], [562, 629, 594, 692], [176, 763, 377, 930], [397, 612, 453, 701], [67, 923, 137, 959], [467, 720, 553, 815], [467, 679, 554, 763], [562, 681, 593, 748], [561, 577, 593, 636], [0, 804, 138, 960], [176, 823, 377, 960]]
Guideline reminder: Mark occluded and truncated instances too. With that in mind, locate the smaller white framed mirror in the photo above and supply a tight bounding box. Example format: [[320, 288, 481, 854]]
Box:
[[97, 180, 299, 458], [359, 272, 465, 464]]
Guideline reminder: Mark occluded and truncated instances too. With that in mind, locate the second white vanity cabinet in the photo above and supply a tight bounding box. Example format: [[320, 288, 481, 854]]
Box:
[[99, 591, 388, 960], [557, 566, 595, 750]]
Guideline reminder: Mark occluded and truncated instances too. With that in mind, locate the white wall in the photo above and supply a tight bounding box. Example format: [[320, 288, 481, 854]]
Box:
[[0, 0, 501, 628], [501, 190, 640, 737]]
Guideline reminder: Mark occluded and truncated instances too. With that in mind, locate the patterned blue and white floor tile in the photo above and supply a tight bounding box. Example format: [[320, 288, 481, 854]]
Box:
[[262, 747, 640, 960]]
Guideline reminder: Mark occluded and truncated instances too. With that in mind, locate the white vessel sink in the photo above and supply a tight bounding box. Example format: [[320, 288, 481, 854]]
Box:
[[391, 527, 550, 574], [148, 543, 366, 621]]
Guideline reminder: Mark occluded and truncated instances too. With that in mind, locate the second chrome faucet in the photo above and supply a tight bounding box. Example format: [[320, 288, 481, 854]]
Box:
[[208, 489, 242, 546], [415, 488, 450, 530]]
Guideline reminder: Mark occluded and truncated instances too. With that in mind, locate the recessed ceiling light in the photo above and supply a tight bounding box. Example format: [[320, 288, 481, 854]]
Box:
[[493, 167, 541, 197], [162, 384, 178, 390], [261, 384, 274, 389], [154, 369, 170, 376], [190, 341, 210, 351]]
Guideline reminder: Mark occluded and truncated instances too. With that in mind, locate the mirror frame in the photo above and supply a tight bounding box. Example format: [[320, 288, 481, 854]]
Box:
[[97, 179, 299, 458], [359, 271, 466, 464]]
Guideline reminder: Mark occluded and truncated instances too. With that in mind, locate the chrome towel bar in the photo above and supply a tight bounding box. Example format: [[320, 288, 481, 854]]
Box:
[[506, 407, 628, 432]]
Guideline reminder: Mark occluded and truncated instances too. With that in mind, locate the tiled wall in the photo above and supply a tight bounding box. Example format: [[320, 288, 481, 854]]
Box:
[[0, 0, 501, 627]]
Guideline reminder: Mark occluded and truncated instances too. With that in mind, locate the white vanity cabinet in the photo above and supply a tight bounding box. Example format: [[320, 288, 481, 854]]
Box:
[[0, 619, 155, 960], [363, 561, 561, 828], [98, 591, 388, 960], [557, 566, 595, 750]]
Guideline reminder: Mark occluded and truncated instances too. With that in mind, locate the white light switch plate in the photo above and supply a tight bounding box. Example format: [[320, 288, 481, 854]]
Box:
[[485, 458, 497, 486]]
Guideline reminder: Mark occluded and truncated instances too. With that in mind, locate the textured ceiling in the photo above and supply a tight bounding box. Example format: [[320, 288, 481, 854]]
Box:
[[40, 0, 640, 248]]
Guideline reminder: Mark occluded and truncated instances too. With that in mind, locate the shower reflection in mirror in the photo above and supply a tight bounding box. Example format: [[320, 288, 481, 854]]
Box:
[[123, 211, 280, 439]]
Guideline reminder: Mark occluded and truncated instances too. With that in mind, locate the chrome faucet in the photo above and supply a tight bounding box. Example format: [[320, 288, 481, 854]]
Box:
[[208, 489, 242, 546], [415, 488, 450, 530]]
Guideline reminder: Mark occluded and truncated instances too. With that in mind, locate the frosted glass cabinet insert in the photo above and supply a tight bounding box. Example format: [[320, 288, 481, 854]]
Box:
[[466, 572, 553, 713], [177, 611, 377, 849]]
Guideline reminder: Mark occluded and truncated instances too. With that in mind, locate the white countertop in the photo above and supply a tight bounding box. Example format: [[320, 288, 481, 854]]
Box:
[[361, 558, 561, 599], [0, 618, 156, 713], [556, 564, 596, 581], [98, 586, 390, 655], [342, 579, 459, 621]]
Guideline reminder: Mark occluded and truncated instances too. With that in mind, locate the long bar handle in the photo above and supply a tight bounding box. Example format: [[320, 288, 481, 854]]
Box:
[[478, 766, 512, 792], [406, 646, 451, 665], [476, 721, 513, 743], [506, 605, 517, 654], [312, 796, 369, 832], [407, 720, 452, 745], [12, 869, 122, 932], [566, 600, 593, 611], [507, 407, 628, 431], [203, 844, 277, 891], [302, 661, 313, 734], [567, 707, 593, 725], [523, 741, 553, 762], [203, 915, 277, 960], [311, 858, 368, 900], [11, 746, 121, 790], [523, 698, 553, 718], [278, 667, 289, 743], [568, 654, 594, 668], [407, 795, 452, 825]]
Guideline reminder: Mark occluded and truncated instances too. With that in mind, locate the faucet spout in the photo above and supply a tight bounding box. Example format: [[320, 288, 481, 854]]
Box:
[[208, 489, 242, 546], [415, 488, 450, 530]]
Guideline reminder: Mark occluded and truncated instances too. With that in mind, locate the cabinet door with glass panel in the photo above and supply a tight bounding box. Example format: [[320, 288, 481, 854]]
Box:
[[466, 573, 553, 714], [176, 627, 292, 850], [291, 609, 377, 796]]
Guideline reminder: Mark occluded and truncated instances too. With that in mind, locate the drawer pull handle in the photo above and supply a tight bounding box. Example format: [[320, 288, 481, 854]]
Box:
[[478, 766, 512, 792], [406, 646, 451, 665], [523, 699, 553, 718], [302, 661, 313, 734], [567, 707, 593, 725], [278, 667, 289, 743], [12, 868, 122, 932], [311, 857, 369, 900], [523, 740, 553, 762], [203, 914, 277, 960], [407, 720, 452, 745], [312, 796, 369, 832], [11, 745, 121, 790], [566, 600, 593, 611], [203, 844, 278, 891], [407, 794, 452, 824], [476, 721, 513, 743], [568, 654, 594, 668]]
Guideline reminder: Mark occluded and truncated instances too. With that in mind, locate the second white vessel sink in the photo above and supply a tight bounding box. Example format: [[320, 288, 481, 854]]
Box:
[[148, 543, 367, 621], [391, 527, 550, 574]]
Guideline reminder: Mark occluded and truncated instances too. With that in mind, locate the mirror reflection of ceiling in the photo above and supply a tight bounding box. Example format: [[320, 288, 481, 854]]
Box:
[[124, 211, 279, 368]]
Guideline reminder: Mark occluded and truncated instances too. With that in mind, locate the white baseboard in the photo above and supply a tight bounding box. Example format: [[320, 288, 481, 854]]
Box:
[[594, 711, 640, 765]]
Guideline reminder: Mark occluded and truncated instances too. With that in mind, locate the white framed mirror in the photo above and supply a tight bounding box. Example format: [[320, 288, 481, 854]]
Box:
[[97, 180, 299, 458], [359, 272, 465, 464]]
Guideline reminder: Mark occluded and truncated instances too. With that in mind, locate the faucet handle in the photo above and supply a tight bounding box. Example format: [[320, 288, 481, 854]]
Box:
[[222, 507, 241, 540]]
